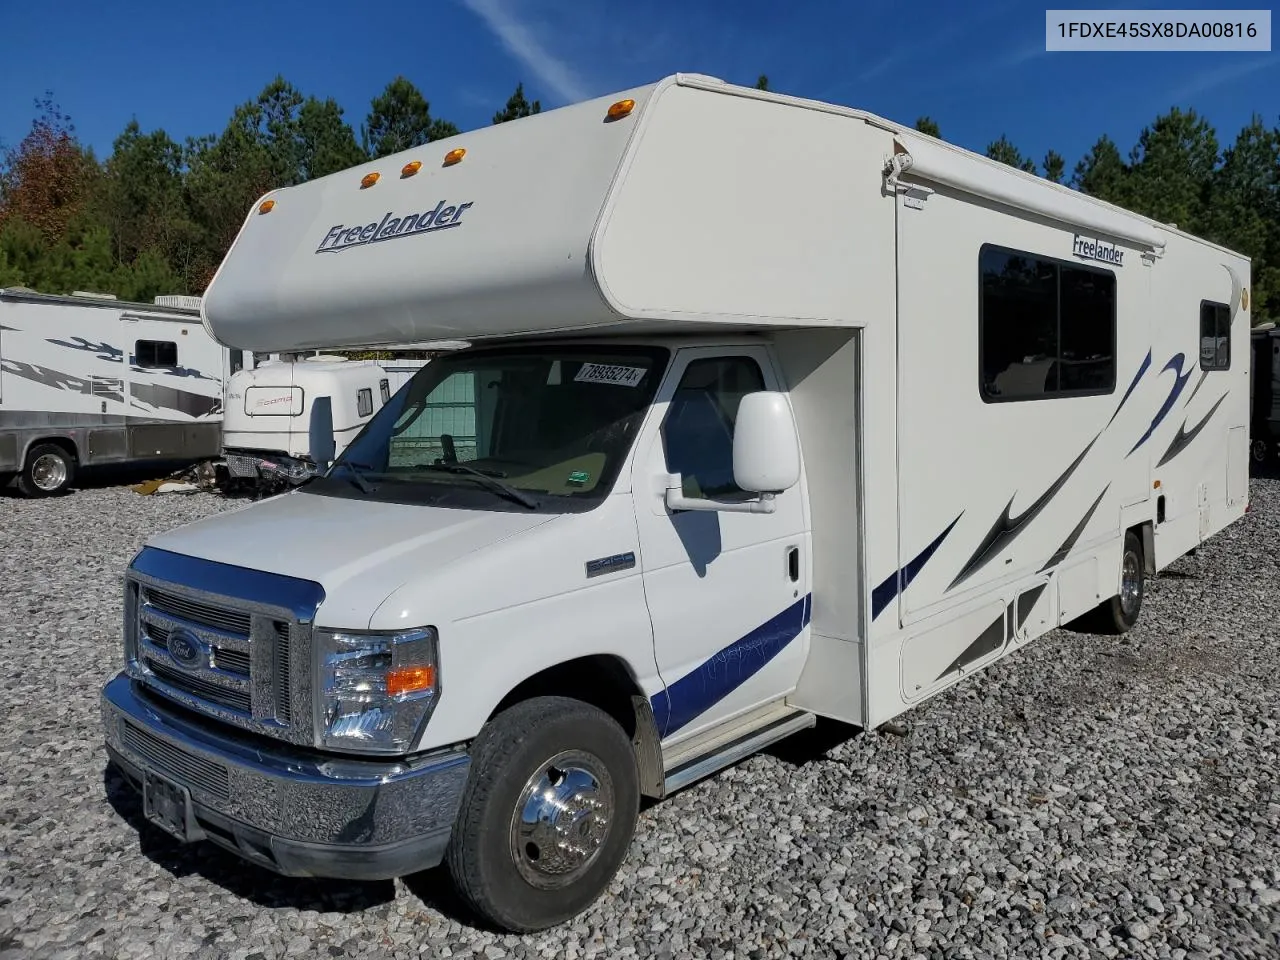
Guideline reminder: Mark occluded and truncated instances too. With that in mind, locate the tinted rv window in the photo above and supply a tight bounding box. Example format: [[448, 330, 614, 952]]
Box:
[[979, 245, 1116, 401], [135, 340, 178, 368], [357, 387, 374, 417], [1200, 300, 1230, 371], [380, 379, 391, 405]]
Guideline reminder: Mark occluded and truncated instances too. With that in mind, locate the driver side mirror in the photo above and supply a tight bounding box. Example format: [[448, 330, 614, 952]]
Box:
[[663, 390, 800, 515]]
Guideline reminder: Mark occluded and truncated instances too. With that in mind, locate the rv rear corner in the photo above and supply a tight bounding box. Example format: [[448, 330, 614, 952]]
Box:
[[96, 73, 1254, 933]]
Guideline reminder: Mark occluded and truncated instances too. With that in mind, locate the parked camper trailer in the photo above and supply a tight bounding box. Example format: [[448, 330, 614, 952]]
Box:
[[1251, 323, 1279, 462], [100, 75, 1252, 933], [219, 351, 458, 490], [1, 288, 238, 496]]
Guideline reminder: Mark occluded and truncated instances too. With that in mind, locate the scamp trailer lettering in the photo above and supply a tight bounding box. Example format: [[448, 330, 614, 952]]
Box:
[[316, 200, 475, 254], [101, 74, 1252, 935]]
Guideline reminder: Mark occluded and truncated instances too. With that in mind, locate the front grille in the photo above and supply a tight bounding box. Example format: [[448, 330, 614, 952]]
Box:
[[122, 721, 231, 801], [128, 575, 310, 746]]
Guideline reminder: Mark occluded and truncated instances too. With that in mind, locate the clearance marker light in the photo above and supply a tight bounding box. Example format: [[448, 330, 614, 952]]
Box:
[[607, 98, 635, 120], [258, 199, 275, 214], [401, 160, 422, 178], [443, 148, 466, 167], [361, 172, 380, 189]]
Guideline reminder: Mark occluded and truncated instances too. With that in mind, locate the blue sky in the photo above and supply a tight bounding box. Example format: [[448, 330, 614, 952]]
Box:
[[1, 0, 1276, 177]]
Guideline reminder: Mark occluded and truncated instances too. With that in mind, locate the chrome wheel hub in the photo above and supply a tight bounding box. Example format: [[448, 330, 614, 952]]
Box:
[[31, 454, 67, 492], [510, 750, 613, 889], [1120, 551, 1141, 615]]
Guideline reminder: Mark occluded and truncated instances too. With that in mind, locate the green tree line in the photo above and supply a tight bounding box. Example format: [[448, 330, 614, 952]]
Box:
[[2, 74, 1277, 320]]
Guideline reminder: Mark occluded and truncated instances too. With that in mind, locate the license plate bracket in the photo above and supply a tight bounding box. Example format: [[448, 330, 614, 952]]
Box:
[[143, 770, 198, 843]]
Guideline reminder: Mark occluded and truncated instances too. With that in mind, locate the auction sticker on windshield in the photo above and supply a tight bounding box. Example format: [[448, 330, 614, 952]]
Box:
[[574, 363, 648, 387]]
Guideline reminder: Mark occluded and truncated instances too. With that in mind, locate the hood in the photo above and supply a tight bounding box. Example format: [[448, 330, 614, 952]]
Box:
[[142, 488, 558, 628]]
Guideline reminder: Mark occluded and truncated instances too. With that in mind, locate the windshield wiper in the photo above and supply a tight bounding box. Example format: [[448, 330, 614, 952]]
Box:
[[335, 460, 377, 494], [414, 462, 538, 509]]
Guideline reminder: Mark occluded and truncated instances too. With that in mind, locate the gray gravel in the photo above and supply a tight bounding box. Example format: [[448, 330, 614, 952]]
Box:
[[2, 473, 1279, 960]]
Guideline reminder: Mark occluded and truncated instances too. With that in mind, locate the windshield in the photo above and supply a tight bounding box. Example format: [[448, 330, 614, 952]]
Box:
[[304, 344, 670, 512]]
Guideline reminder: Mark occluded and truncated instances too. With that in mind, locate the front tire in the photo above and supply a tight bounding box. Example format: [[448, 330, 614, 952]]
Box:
[[17, 443, 75, 497], [445, 696, 640, 933]]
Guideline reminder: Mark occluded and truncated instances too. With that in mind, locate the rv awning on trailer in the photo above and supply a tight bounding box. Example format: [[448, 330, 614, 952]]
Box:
[[888, 132, 1168, 255], [201, 83, 662, 353]]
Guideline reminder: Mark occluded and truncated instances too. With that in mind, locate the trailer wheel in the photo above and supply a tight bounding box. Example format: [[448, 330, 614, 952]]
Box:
[[17, 443, 76, 497], [445, 695, 640, 933], [1252, 438, 1275, 464], [1090, 529, 1145, 635]]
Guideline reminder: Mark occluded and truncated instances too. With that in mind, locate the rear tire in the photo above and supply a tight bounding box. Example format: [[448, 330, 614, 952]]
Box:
[[445, 696, 640, 933], [17, 443, 75, 497], [1089, 529, 1145, 635]]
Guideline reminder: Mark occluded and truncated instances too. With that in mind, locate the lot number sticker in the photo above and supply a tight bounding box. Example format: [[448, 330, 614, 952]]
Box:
[[574, 363, 647, 387]]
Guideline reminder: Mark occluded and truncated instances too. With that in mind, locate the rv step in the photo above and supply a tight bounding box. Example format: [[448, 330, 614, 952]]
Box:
[[662, 703, 816, 795]]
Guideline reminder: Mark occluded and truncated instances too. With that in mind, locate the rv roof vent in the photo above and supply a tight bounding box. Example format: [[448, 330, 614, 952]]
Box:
[[153, 294, 203, 309], [73, 290, 117, 300]]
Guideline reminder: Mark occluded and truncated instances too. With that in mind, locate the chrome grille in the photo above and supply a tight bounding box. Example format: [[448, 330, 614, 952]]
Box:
[[122, 721, 230, 801], [125, 565, 316, 748]]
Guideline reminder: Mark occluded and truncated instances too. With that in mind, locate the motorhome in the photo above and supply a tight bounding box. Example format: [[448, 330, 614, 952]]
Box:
[[100, 74, 1252, 933], [1, 288, 238, 496]]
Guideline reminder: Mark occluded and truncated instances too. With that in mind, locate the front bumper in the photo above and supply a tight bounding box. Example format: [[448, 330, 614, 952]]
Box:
[[101, 672, 470, 880]]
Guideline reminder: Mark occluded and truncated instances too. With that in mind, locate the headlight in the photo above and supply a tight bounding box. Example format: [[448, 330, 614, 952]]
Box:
[[316, 626, 440, 754]]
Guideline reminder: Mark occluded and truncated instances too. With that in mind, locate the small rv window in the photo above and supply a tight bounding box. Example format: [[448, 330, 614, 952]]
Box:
[[357, 387, 374, 417], [1199, 301, 1230, 371], [229, 349, 244, 375], [979, 245, 1116, 402], [380, 378, 391, 405], [136, 340, 178, 368]]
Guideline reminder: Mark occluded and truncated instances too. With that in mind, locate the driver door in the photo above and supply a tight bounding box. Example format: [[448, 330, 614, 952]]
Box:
[[633, 346, 811, 745]]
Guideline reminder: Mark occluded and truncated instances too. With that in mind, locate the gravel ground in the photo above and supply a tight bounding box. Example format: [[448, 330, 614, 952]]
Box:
[[2, 472, 1279, 960]]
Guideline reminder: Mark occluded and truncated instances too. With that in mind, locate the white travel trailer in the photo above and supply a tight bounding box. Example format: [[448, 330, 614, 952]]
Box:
[[1, 288, 238, 496], [101, 74, 1252, 933], [220, 351, 456, 490]]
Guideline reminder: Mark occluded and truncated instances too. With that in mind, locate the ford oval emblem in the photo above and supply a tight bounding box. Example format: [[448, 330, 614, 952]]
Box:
[[167, 628, 204, 669]]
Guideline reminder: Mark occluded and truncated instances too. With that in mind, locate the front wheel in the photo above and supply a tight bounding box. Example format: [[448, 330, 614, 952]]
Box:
[[444, 696, 640, 933], [17, 443, 75, 497]]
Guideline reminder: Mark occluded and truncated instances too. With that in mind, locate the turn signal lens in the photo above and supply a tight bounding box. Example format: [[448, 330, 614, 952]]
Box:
[[443, 148, 466, 166], [607, 98, 635, 120], [387, 665, 436, 697], [258, 199, 275, 214], [361, 172, 380, 189], [401, 160, 422, 178]]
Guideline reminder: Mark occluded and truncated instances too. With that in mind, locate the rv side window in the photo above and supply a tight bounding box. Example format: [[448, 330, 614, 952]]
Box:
[[229, 349, 244, 375], [1199, 300, 1230, 371], [662, 356, 767, 500], [380, 378, 391, 405], [135, 340, 178, 368], [979, 245, 1116, 401], [357, 387, 374, 417]]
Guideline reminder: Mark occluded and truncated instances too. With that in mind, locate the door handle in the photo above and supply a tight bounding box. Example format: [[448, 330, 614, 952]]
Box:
[[786, 546, 799, 582]]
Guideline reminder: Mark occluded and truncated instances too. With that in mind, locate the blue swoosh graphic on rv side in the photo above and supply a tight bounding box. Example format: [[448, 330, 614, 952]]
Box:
[[871, 514, 963, 620], [1129, 353, 1192, 455], [652, 593, 811, 738]]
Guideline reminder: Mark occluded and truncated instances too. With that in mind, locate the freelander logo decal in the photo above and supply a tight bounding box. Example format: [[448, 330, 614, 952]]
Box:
[[316, 199, 475, 254]]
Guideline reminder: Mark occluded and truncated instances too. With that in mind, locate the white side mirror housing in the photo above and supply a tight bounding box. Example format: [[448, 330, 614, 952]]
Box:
[[733, 391, 800, 494]]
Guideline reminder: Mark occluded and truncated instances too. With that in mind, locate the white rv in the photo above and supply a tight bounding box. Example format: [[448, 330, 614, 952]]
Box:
[[100, 75, 1252, 933], [0, 288, 238, 496]]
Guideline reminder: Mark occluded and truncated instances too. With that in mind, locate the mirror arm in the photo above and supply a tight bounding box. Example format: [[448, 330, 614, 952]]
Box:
[[663, 475, 777, 515]]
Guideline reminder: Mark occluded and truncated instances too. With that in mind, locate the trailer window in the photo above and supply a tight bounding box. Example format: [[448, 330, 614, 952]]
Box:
[[662, 357, 767, 500], [135, 340, 177, 368], [1199, 300, 1230, 371], [380, 378, 391, 405], [979, 245, 1116, 401], [357, 387, 374, 417]]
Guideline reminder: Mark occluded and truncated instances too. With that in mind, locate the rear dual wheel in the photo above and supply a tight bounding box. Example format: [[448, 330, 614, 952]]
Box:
[[1083, 529, 1145, 634], [17, 443, 75, 497], [445, 696, 640, 933]]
